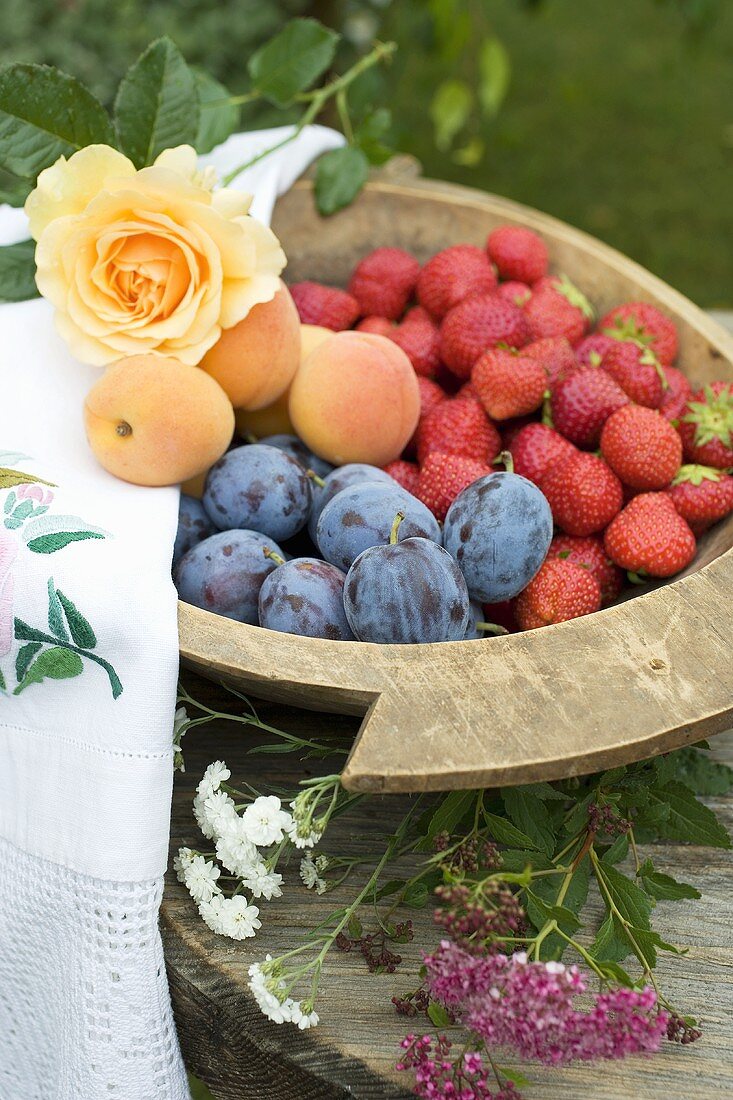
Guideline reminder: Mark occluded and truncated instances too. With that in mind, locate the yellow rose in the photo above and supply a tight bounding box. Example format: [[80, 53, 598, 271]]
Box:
[[25, 144, 286, 366]]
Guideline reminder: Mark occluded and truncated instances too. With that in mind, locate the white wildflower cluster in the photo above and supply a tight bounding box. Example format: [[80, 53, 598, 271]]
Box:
[[248, 958, 320, 1030], [300, 852, 329, 894]]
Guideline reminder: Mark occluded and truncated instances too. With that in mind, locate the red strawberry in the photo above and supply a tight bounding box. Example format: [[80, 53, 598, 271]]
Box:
[[348, 247, 420, 320], [471, 347, 547, 420], [659, 365, 692, 422], [604, 493, 696, 577], [501, 415, 535, 449], [356, 315, 394, 336], [509, 423, 577, 485], [524, 275, 594, 346], [390, 310, 441, 378], [541, 452, 623, 536], [383, 459, 420, 496], [416, 396, 501, 466], [599, 301, 678, 367], [417, 244, 497, 320], [406, 376, 448, 454], [678, 382, 733, 469], [666, 464, 733, 535], [550, 366, 629, 449], [486, 225, 549, 284], [515, 558, 601, 630], [416, 452, 491, 522], [440, 295, 530, 379], [601, 340, 666, 409], [600, 405, 682, 491], [549, 533, 623, 605], [289, 281, 360, 330], [523, 336, 577, 387], [575, 332, 617, 368], [496, 281, 532, 307]]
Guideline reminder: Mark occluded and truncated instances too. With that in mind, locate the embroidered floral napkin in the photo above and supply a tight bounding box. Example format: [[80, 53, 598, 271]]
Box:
[[0, 124, 342, 1100]]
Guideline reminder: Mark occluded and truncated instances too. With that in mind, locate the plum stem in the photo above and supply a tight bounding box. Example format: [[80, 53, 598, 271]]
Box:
[[263, 547, 286, 566], [389, 511, 406, 545], [492, 450, 514, 474], [475, 621, 509, 636], [307, 468, 326, 488]]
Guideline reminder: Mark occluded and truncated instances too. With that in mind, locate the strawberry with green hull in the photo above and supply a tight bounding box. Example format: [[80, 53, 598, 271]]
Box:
[[439, 294, 530, 379], [540, 452, 623, 537], [471, 347, 547, 420], [515, 558, 601, 630], [678, 382, 733, 469], [548, 533, 624, 606], [524, 274, 594, 346], [659, 365, 692, 422], [523, 335, 577, 385], [604, 493, 697, 578], [599, 300, 678, 367], [486, 225, 548, 285], [666, 465, 733, 535], [495, 281, 532, 307], [600, 405, 682, 491], [417, 244, 496, 320], [600, 340, 667, 409], [348, 247, 420, 320], [289, 281, 360, 330], [575, 332, 616, 368]]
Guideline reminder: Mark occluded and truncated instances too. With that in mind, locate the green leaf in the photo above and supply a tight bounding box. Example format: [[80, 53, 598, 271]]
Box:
[[525, 889, 581, 933], [430, 79, 472, 151], [0, 240, 38, 303], [14, 617, 48, 644], [595, 862, 653, 929], [375, 878, 407, 900], [314, 146, 369, 216], [672, 747, 733, 796], [27, 531, 105, 554], [403, 881, 429, 909], [420, 789, 477, 849], [501, 786, 555, 855], [347, 914, 362, 939], [525, 781, 567, 802], [0, 467, 55, 490], [498, 1068, 531, 1089], [499, 848, 553, 872], [248, 18, 339, 108], [13, 646, 83, 694], [638, 858, 701, 901], [601, 834, 629, 865], [478, 37, 511, 117], [56, 589, 97, 649], [0, 64, 113, 178], [481, 812, 538, 851], [15, 641, 41, 682], [114, 37, 199, 168], [192, 69, 238, 155], [0, 667, 5, 692], [355, 108, 393, 166], [651, 780, 731, 848], [595, 960, 635, 986], [590, 913, 632, 962], [0, 166, 31, 206], [427, 1001, 453, 1028], [47, 578, 69, 641]]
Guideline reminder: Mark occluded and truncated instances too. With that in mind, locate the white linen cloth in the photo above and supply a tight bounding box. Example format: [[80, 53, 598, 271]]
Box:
[[0, 124, 343, 1099]]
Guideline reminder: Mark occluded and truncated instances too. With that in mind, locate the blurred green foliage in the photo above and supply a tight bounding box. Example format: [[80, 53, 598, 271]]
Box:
[[4, 0, 731, 305]]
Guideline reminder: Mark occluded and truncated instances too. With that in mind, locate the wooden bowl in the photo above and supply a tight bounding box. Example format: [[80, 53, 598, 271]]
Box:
[[179, 174, 733, 793]]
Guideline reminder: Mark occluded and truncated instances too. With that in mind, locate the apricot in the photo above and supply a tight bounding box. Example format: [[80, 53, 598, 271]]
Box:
[[289, 332, 420, 466], [199, 281, 300, 410], [84, 355, 234, 486]]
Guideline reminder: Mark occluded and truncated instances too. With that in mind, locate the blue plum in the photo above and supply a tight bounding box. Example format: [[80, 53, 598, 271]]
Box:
[[443, 472, 553, 603], [308, 462, 395, 542], [344, 537, 469, 643], [173, 494, 216, 567], [175, 529, 284, 624], [316, 482, 441, 571], [258, 557, 355, 640], [259, 434, 333, 479], [203, 444, 311, 542], [464, 600, 485, 640]]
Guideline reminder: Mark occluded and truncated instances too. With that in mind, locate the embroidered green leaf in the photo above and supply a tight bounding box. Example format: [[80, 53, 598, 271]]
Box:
[[14, 646, 83, 694], [16, 641, 42, 681], [27, 531, 105, 553], [0, 240, 39, 304], [3, 493, 14, 514], [0, 467, 55, 490], [0, 64, 114, 178], [14, 617, 48, 643], [24, 513, 107, 553], [0, 667, 5, 692], [56, 589, 97, 649], [0, 452, 31, 467], [248, 18, 340, 108], [114, 37, 199, 168], [192, 68, 238, 155], [47, 578, 69, 641]]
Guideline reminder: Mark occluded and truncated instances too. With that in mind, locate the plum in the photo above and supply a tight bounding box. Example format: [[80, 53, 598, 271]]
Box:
[[173, 494, 216, 566], [443, 471, 553, 602], [316, 482, 441, 571], [258, 557, 354, 640], [259, 433, 334, 479], [203, 444, 311, 541], [307, 462, 395, 542], [175, 529, 284, 624]]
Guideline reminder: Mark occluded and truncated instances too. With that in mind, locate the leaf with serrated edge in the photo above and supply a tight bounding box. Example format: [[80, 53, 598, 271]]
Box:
[[114, 37, 199, 168], [0, 240, 38, 303], [315, 146, 369, 216], [248, 19, 339, 108]]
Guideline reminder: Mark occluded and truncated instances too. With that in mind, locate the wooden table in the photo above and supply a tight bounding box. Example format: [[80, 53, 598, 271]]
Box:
[[162, 672, 733, 1100]]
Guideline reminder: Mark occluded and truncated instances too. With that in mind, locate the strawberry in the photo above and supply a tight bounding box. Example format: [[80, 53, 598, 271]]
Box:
[[405, 376, 448, 453], [389, 309, 441, 378], [548, 533, 624, 606], [678, 382, 733, 469], [659, 365, 692, 422], [416, 396, 501, 465], [515, 558, 601, 630], [600, 340, 666, 409], [416, 452, 491, 522], [509, 422, 577, 485], [495, 281, 532, 307], [417, 244, 497, 319], [575, 332, 616, 368], [599, 301, 678, 367], [501, 415, 535, 449], [348, 247, 420, 320], [600, 405, 682, 491], [550, 366, 629, 449], [604, 493, 696, 577], [486, 225, 549, 284], [289, 281, 360, 330], [523, 336, 577, 386], [440, 294, 530, 379], [524, 274, 594, 346], [666, 464, 733, 535], [356, 315, 394, 336], [471, 347, 547, 420], [383, 459, 420, 496], [541, 452, 623, 536]]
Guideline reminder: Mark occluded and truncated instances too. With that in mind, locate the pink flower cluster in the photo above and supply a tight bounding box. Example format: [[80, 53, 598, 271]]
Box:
[[397, 1034, 520, 1100], [424, 941, 669, 1065]]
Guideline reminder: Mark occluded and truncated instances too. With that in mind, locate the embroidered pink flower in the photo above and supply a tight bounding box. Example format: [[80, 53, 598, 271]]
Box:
[[0, 530, 18, 657], [16, 484, 54, 506]]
